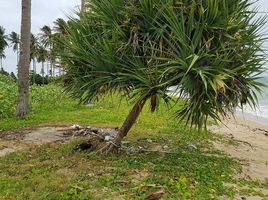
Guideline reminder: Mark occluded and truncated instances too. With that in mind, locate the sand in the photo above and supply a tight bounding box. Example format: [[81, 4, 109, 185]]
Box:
[[210, 117, 268, 181]]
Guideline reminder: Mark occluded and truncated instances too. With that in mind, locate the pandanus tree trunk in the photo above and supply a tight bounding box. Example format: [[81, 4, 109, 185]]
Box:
[[16, 0, 31, 118], [113, 99, 146, 146]]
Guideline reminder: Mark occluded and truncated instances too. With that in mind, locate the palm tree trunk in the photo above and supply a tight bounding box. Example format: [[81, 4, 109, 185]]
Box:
[[33, 58, 36, 84], [113, 100, 146, 146], [81, 0, 85, 12], [16, 50, 19, 76], [41, 61, 45, 84], [16, 0, 31, 118], [0, 58, 3, 70]]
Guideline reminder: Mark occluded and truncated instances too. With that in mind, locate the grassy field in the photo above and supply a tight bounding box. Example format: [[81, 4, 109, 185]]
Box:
[[0, 80, 267, 199]]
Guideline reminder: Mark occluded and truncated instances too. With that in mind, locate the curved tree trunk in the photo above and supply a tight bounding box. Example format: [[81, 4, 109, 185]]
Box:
[[16, 0, 31, 118], [113, 99, 146, 146]]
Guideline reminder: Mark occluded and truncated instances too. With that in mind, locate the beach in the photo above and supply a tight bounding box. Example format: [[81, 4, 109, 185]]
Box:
[[210, 116, 268, 182]]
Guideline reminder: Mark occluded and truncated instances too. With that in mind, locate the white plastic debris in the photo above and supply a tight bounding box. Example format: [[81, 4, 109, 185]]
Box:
[[71, 124, 82, 130], [104, 135, 112, 141]]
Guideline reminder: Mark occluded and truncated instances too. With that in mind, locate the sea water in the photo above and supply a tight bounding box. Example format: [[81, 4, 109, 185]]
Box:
[[168, 76, 268, 125], [237, 77, 268, 125]]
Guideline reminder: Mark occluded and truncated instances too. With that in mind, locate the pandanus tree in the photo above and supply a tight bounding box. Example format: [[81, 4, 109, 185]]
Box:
[[0, 26, 8, 70], [59, 0, 267, 152], [53, 18, 68, 75]]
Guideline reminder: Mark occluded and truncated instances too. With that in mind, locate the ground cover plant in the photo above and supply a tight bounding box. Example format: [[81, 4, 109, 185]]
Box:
[[1, 80, 267, 199], [59, 0, 267, 152]]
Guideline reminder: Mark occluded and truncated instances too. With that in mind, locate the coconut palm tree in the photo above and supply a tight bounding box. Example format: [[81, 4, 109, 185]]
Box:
[[0, 26, 8, 70], [37, 44, 47, 84], [59, 0, 267, 152], [16, 0, 31, 118], [40, 25, 55, 77], [30, 33, 39, 84], [8, 31, 20, 67]]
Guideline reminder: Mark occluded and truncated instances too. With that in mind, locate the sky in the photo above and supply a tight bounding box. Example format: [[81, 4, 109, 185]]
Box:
[[0, 0, 268, 76], [0, 0, 80, 74]]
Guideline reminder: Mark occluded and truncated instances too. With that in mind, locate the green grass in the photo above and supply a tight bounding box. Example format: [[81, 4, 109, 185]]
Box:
[[0, 139, 240, 200], [0, 84, 267, 199]]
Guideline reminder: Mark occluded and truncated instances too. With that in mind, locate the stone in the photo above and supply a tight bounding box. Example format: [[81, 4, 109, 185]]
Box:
[[187, 144, 197, 150], [147, 139, 153, 143]]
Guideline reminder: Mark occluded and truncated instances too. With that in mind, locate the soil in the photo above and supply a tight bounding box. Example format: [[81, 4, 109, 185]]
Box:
[[0, 126, 71, 157], [0, 126, 118, 157]]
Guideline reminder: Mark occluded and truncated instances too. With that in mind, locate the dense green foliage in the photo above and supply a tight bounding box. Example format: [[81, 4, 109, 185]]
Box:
[[0, 74, 66, 119], [0, 74, 17, 118], [60, 0, 267, 130]]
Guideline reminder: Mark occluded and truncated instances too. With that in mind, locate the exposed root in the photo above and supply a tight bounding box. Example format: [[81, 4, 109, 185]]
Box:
[[97, 141, 121, 154]]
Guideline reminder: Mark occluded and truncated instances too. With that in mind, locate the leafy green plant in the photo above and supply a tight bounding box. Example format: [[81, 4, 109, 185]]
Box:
[[0, 74, 67, 119], [59, 0, 267, 149]]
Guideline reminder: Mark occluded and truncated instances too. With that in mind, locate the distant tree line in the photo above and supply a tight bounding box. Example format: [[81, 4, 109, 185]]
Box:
[[0, 17, 68, 84], [0, 67, 51, 85]]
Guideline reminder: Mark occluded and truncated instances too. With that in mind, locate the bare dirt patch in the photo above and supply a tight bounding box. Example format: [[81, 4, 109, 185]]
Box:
[[0, 126, 119, 157], [0, 126, 71, 157]]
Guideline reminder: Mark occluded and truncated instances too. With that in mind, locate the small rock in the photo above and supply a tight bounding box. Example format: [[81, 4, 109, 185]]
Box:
[[147, 139, 153, 143], [241, 197, 246, 200], [90, 127, 99, 134], [128, 146, 136, 153], [187, 144, 197, 150], [163, 145, 169, 149]]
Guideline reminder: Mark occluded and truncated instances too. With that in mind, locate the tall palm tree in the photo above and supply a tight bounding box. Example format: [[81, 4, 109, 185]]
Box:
[[0, 26, 8, 70], [16, 0, 31, 118], [8, 32, 20, 67], [40, 25, 54, 77], [30, 33, 39, 84], [37, 44, 47, 84], [59, 0, 267, 152]]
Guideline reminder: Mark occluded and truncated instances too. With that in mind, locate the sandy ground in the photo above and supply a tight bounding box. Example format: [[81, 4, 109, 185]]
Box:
[[210, 117, 268, 181], [210, 117, 268, 200]]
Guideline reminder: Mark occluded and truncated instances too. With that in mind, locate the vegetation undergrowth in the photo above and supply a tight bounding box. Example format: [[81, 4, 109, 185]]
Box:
[[0, 138, 241, 199], [1, 79, 267, 199]]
